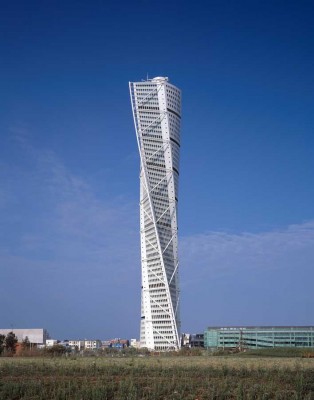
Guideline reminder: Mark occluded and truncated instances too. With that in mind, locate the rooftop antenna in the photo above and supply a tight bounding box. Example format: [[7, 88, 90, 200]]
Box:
[[146, 72, 149, 81]]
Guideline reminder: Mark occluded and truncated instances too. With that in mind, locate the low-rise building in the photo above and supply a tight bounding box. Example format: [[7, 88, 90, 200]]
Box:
[[190, 334, 204, 347], [181, 333, 204, 348], [46, 339, 58, 347], [204, 326, 314, 350], [58, 341, 71, 349], [181, 333, 191, 348], [84, 340, 101, 350], [68, 340, 85, 351], [130, 339, 140, 348], [101, 339, 129, 349], [111, 339, 129, 348], [101, 340, 111, 349], [0, 328, 49, 345]]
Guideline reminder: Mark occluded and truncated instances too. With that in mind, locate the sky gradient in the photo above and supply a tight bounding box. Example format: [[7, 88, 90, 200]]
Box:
[[1, 0, 313, 340]]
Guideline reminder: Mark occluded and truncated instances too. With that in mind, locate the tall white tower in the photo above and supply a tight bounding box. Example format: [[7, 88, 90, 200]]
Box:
[[130, 77, 181, 351]]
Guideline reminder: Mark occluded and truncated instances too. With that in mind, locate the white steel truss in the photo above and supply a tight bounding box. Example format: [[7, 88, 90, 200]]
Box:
[[130, 77, 181, 351]]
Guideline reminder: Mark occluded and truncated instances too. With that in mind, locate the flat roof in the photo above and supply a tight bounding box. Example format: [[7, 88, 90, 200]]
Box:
[[207, 326, 314, 330]]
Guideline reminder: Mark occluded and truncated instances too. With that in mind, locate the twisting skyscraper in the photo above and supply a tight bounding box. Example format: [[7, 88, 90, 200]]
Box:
[[130, 77, 181, 350]]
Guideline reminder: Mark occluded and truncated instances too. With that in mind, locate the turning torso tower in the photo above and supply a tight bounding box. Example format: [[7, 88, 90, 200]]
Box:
[[129, 77, 181, 350]]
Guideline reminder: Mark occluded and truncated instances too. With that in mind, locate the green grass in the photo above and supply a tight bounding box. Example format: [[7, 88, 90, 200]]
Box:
[[236, 347, 314, 358], [0, 356, 314, 399]]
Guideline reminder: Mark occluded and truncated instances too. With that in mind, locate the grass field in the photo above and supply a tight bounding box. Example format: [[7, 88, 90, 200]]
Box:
[[0, 355, 314, 399]]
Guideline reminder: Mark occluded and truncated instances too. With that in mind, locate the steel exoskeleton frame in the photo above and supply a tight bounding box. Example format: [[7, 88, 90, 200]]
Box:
[[130, 77, 181, 350]]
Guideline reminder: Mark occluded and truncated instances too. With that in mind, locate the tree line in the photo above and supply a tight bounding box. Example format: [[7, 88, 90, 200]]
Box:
[[0, 331, 25, 356]]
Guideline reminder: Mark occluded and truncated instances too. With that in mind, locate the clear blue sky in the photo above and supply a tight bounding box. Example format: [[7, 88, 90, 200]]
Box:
[[1, 0, 313, 340]]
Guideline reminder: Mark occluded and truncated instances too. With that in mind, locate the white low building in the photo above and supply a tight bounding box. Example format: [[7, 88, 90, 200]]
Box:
[[84, 340, 101, 350], [130, 339, 140, 348], [46, 339, 58, 347], [0, 328, 49, 345], [68, 340, 85, 350]]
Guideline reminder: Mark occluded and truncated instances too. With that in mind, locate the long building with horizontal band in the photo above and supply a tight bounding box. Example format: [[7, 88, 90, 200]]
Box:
[[204, 326, 314, 349], [129, 77, 181, 351]]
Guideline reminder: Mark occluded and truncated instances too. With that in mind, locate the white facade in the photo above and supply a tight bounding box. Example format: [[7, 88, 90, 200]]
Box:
[[130, 77, 181, 350], [84, 339, 101, 350], [68, 340, 85, 350], [130, 338, 140, 348], [46, 339, 58, 347], [0, 328, 48, 344]]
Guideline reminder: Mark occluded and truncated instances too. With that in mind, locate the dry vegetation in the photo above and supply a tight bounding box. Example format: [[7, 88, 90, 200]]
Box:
[[0, 355, 314, 399]]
